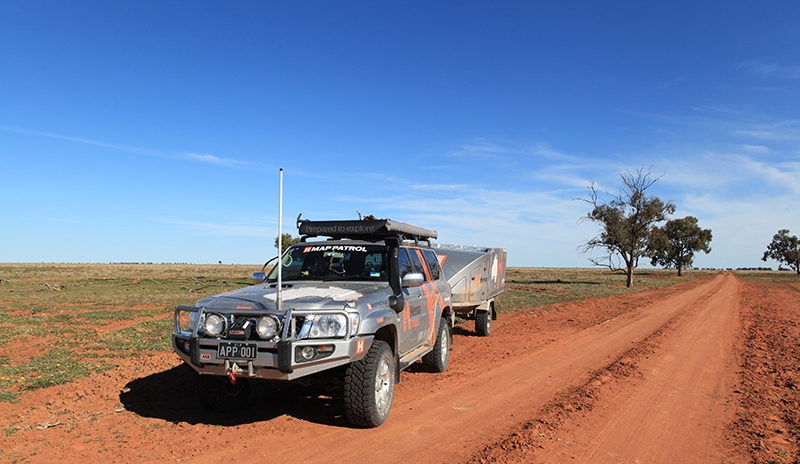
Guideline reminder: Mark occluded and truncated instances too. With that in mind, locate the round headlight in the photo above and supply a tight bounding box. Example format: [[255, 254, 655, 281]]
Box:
[[203, 314, 225, 337], [256, 316, 278, 339], [300, 346, 316, 360]]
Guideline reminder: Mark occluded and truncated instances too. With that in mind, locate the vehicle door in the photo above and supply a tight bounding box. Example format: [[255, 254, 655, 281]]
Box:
[[397, 247, 429, 354]]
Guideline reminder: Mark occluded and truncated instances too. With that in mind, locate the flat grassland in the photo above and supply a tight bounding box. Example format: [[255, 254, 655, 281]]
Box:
[[0, 264, 797, 464], [0, 263, 698, 402]]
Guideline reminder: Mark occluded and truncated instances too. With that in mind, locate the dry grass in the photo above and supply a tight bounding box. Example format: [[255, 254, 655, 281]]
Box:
[[0, 263, 718, 402], [497, 267, 717, 315], [0, 263, 259, 401]]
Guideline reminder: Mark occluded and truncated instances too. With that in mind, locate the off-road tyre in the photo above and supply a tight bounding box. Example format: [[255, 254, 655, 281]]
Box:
[[343, 340, 395, 428], [197, 374, 252, 412], [422, 317, 450, 373], [475, 309, 492, 337]]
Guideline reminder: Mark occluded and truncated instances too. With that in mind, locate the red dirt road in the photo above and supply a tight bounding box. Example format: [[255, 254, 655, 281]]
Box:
[[3, 272, 798, 463]]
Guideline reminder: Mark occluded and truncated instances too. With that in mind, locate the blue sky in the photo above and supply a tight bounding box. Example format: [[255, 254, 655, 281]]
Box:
[[2, 1, 798, 269]]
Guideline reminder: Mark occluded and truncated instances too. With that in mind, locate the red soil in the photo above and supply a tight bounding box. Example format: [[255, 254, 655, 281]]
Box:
[[1, 272, 797, 464]]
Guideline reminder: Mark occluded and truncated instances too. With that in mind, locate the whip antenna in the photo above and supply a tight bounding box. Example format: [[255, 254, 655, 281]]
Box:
[[277, 168, 283, 311]]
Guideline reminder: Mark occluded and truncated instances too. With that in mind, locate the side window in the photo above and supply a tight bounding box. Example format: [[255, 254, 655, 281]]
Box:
[[398, 248, 414, 278], [422, 250, 442, 281], [407, 248, 428, 281]]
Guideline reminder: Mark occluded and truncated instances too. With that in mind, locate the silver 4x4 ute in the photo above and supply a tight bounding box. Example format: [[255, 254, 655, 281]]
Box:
[[172, 218, 453, 427]]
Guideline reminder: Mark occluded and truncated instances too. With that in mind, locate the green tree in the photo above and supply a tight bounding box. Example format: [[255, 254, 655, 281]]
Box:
[[275, 233, 301, 252], [762, 229, 800, 275], [579, 168, 676, 288], [647, 216, 712, 276]]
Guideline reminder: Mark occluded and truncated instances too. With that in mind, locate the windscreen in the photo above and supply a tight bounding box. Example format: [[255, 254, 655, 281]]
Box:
[[267, 244, 388, 282]]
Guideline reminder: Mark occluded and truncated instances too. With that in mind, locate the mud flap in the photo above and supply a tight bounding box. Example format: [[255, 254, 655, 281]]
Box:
[[278, 340, 293, 374]]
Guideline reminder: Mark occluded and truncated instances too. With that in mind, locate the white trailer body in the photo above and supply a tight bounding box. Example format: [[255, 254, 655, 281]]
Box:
[[431, 244, 507, 336]]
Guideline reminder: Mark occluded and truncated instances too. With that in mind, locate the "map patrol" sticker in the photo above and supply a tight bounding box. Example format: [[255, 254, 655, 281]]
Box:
[[303, 245, 368, 253]]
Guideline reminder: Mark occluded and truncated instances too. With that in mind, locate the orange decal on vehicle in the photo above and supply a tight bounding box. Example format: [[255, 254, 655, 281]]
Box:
[[415, 249, 432, 282], [356, 339, 365, 353], [421, 283, 444, 345]]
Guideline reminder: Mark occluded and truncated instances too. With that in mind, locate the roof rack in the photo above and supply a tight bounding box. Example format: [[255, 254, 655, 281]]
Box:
[[298, 218, 438, 241]]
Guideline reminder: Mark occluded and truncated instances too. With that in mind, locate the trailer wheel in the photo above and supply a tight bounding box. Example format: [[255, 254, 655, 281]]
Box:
[[197, 375, 252, 412], [423, 317, 450, 373], [475, 309, 492, 337], [343, 340, 395, 427]]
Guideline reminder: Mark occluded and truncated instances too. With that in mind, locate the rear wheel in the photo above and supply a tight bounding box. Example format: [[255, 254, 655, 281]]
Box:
[[344, 340, 395, 427], [475, 309, 492, 337], [197, 375, 252, 412], [423, 317, 450, 372]]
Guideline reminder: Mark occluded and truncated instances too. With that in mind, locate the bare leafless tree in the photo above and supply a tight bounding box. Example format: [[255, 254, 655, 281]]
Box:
[[577, 167, 675, 287]]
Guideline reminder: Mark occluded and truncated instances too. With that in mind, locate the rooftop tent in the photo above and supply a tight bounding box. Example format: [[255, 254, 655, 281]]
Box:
[[298, 219, 438, 241]]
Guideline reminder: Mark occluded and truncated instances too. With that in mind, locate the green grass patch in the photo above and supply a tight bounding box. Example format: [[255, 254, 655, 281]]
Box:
[[0, 348, 90, 391], [0, 391, 20, 403]]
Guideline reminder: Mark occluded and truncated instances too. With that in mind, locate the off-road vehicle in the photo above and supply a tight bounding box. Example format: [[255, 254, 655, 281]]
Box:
[[172, 218, 453, 427]]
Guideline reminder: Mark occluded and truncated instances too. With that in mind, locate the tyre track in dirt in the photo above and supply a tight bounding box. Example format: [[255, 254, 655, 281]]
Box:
[[192, 274, 735, 464], [471, 273, 742, 464]]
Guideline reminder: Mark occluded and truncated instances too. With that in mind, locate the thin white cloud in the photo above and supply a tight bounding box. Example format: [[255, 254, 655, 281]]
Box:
[[0, 126, 155, 156], [529, 142, 573, 160], [451, 139, 511, 158], [450, 138, 574, 161], [410, 184, 470, 191], [732, 120, 800, 141], [184, 152, 250, 167], [741, 144, 770, 154], [741, 61, 800, 79], [1, 125, 266, 170]]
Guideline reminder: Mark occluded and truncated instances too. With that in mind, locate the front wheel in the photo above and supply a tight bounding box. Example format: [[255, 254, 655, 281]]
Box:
[[423, 317, 450, 373], [343, 340, 395, 427]]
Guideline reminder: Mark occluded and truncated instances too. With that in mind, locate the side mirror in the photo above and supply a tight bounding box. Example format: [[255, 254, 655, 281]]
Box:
[[252, 271, 267, 285], [401, 272, 425, 288]]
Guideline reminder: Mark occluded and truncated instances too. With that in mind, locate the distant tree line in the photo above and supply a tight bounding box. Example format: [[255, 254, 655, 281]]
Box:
[[578, 167, 799, 285]]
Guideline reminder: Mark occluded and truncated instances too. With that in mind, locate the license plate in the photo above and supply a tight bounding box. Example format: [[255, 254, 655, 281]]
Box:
[[217, 342, 258, 359]]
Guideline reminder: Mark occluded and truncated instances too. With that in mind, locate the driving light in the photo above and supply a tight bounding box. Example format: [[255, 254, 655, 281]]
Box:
[[300, 346, 316, 360], [203, 313, 226, 337], [256, 316, 278, 339]]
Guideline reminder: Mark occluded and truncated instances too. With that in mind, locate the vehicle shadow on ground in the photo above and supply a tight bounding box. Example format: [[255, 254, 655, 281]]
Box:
[[452, 325, 477, 337], [119, 363, 353, 428]]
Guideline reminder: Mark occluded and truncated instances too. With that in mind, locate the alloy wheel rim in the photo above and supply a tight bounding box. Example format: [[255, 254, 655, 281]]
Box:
[[375, 357, 392, 411]]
